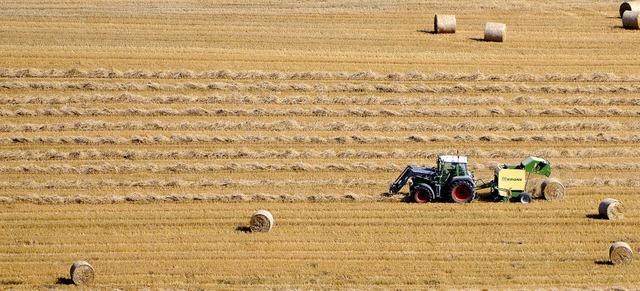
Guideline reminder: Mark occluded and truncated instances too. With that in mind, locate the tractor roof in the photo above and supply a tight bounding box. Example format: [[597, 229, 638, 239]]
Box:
[[439, 155, 467, 164]]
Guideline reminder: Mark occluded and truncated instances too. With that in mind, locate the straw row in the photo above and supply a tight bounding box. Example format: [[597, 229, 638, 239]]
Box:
[[0, 178, 385, 189], [0, 107, 636, 117], [2, 133, 638, 145], [3, 94, 639, 106], [0, 120, 627, 133], [0, 163, 402, 174], [0, 193, 394, 204], [1, 68, 635, 82], [1, 178, 637, 189], [0, 177, 638, 204], [1, 147, 637, 161], [3, 81, 640, 94], [1, 162, 638, 174]]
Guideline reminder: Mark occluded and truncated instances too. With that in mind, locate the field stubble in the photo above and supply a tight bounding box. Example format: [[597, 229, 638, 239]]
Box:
[[1, 69, 639, 288], [2, 0, 640, 288], [2, 202, 640, 289], [1, 70, 638, 208]]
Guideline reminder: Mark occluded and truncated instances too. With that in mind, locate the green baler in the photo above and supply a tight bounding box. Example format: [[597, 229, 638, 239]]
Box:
[[475, 156, 563, 203]]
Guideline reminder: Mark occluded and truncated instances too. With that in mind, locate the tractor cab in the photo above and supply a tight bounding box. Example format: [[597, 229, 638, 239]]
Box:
[[437, 155, 470, 184]]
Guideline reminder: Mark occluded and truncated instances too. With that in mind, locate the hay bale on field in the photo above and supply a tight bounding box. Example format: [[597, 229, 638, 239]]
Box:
[[527, 178, 544, 198], [70, 261, 94, 285], [434, 14, 456, 33], [609, 242, 633, 265], [540, 178, 565, 201], [599, 198, 624, 220], [250, 210, 274, 232], [622, 10, 640, 29], [620, 1, 640, 17], [484, 22, 506, 42]]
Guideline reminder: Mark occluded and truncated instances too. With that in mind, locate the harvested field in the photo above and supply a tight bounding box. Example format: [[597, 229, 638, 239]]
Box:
[[2, 202, 640, 289], [1, 0, 640, 289]]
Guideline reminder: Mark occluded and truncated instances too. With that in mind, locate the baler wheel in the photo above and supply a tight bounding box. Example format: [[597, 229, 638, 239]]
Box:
[[519, 192, 532, 204]]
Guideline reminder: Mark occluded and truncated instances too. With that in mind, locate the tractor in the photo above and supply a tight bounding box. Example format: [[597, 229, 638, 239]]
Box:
[[389, 155, 476, 203], [389, 155, 564, 203]]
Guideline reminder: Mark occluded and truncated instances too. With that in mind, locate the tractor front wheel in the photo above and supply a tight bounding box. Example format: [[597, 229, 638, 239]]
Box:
[[449, 180, 475, 203], [412, 184, 434, 203]]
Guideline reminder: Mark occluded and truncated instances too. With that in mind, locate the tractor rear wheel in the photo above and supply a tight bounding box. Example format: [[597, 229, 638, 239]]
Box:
[[412, 184, 434, 203], [449, 180, 475, 203]]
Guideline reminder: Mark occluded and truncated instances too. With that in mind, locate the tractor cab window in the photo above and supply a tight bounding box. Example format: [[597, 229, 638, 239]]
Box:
[[438, 158, 470, 183], [440, 162, 455, 175], [456, 163, 469, 176], [441, 162, 468, 176]]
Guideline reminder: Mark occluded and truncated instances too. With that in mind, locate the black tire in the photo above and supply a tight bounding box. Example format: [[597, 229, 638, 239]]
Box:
[[449, 180, 475, 203], [412, 184, 434, 203], [519, 192, 532, 204]]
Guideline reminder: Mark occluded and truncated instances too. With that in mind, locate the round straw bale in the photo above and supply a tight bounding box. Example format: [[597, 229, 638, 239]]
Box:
[[484, 22, 506, 42], [623, 10, 640, 29], [540, 178, 565, 201], [70, 261, 94, 285], [609, 242, 633, 265], [250, 210, 274, 232], [434, 14, 456, 33], [620, 1, 640, 17], [528, 179, 544, 198], [599, 198, 624, 220]]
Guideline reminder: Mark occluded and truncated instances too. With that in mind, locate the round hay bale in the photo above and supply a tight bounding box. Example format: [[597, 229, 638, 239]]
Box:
[[70, 261, 94, 285], [620, 1, 640, 17], [599, 198, 624, 220], [250, 210, 274, 232], [540, 178, 565, 201], [527, 178, 544, 198], [609, 242, 633, 265], [484, 22, 506, 42], [623, 10, 640, 29], [434, 14, 456, 33]]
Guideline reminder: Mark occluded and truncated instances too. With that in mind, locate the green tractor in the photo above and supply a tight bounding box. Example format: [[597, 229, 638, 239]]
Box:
[[389, 155, 565, 203], [389, 155, 476, 203]]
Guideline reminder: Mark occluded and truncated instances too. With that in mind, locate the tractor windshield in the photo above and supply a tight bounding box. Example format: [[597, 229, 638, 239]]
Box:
[[441, 162, 455, 174], [439, 161, 469, 183]]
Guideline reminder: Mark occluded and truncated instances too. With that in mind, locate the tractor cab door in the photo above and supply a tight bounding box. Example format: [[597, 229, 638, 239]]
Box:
[[438, 161, 457, 185], [436, 156, 471, 185]]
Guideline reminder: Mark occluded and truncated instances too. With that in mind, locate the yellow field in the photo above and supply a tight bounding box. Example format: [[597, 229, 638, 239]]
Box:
[[1, 0, 640, 289], [2, 202, 640, 289]]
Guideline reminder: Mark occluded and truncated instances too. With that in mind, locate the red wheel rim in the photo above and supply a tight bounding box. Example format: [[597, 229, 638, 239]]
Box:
[[414, 189, 429, 203], [452, 185, 471, 202]]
